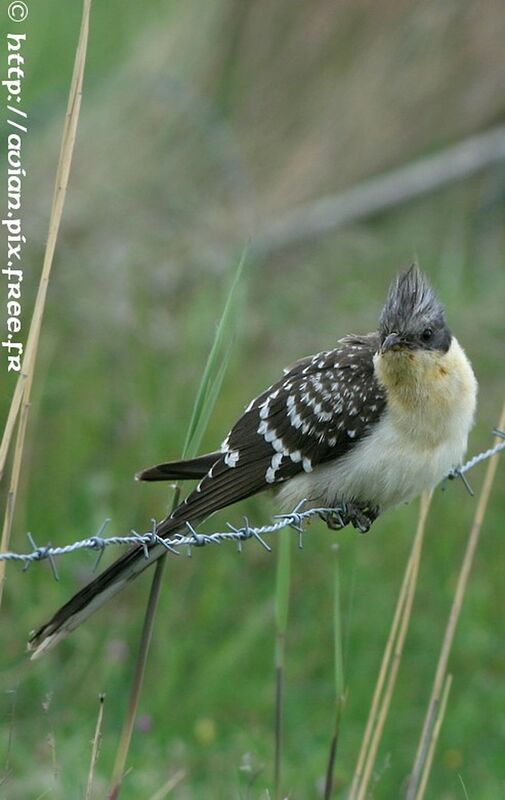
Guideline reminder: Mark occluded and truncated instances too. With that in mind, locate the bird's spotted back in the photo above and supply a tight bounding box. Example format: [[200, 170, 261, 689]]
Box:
[[226, 333, 387, 483], [168, 333, 387, 528]]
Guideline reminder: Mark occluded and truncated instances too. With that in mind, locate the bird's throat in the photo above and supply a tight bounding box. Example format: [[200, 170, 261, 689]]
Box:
[[373, 338, 477, 447], [374, 348, 442, 403]]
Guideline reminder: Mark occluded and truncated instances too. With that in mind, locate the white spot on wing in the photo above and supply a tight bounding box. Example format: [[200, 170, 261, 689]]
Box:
[[288, 404, 303, 429], [272, 436, 288, 454], [259, 400, 270, 420], [265, 468, 275, 483], [271, 452, 283, 471], [224, 450, 239, 467]]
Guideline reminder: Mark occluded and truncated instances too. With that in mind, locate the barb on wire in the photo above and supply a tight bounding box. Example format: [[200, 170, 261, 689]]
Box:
[[447, 429, 505, 495], [0, 434, 504, 571], [0, 499, 320, 569]]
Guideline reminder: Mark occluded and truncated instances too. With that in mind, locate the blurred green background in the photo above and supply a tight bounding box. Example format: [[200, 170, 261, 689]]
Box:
[[1, 1, 504, 798]]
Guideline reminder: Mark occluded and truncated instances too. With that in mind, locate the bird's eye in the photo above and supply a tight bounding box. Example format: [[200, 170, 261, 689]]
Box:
[[421, 327, 433, 342]]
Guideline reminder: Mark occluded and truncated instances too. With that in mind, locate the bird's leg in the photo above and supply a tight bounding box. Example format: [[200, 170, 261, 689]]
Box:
[[318, 509, 347, 530], [320, 502, 379, 534], [344, 502, 379, 533]]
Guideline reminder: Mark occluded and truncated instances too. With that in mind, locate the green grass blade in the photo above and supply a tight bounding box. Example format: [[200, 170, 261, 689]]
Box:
[[324, 544, 346, 800], [275, 529, 291, 646], [109, 250, 247, 798], [182, 248, 247, 459], [333, 546, 345, 703], [274, 526, 291, 800], [189, 344, 234, 458]]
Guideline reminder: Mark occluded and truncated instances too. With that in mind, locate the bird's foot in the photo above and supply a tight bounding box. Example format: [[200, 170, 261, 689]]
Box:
[[319, 509, 347, 530], [346, 503, 379, 533], [320, 503, 379, 534]]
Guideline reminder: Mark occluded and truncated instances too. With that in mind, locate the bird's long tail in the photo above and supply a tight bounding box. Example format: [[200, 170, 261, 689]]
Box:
[[28, 452, 220, 659], [28, 517, 182, 659], [135, 452, 220, 482]]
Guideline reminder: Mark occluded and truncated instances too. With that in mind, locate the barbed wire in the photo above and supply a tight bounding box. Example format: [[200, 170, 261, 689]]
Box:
[[1, 431, 504, 577]]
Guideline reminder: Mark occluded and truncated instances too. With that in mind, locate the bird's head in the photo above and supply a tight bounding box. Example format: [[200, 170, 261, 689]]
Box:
[[378, 265, 451, 357]]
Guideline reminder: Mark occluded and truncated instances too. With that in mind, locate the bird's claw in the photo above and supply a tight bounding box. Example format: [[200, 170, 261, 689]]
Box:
[[347, 503, 378, 533], [319, 510, 346, 530], [320, 503, 379, 534]]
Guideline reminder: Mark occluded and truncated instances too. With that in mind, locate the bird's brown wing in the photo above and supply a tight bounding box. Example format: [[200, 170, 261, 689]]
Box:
[[161, 333, 386, 533]]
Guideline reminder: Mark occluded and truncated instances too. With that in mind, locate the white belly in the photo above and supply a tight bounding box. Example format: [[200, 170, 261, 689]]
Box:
[[278, 412, 468, 513]]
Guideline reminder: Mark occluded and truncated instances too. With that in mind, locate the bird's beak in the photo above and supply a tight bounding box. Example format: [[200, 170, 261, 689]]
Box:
[[381, 333, 404, 353]]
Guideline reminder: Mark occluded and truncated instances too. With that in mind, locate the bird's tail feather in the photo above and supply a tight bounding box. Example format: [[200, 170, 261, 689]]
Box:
[[135, 451, 220, 482], [28, 519, 181, 659], [29, 450, 229, 658]]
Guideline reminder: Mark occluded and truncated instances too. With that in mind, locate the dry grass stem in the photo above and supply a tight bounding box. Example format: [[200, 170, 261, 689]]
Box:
[[147, 770, 186, 800], [350, 491, 433, 800], [323, 545, 346, 800], [274, 527, 291, 800], [108, 556, 167, 800], [406, 404, 505, 799], [108, 258, 243, 797], [0, 0, 92, 606], [85, 694, 106, 800], [415, 674, 453, 800], [0, 379, 24, 482]]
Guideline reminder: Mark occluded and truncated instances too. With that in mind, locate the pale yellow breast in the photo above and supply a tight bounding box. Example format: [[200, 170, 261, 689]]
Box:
[[373, 337, 477, 449]]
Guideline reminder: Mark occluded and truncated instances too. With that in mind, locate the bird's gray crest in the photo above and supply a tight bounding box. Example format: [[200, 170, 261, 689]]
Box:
[[379, 264, 446, 339]]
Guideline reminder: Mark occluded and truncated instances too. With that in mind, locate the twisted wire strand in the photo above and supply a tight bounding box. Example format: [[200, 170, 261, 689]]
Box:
[[1, 433, 504, 573]]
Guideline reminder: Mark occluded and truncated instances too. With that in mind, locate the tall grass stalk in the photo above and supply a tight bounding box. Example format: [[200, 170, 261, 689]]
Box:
[[108, 552, 172, 800], [85, 693, 106, 800], [147, 769, 186, 800], [406, 404, 505, 799], [349, 491, 432, 800], [415, 674, 452, 800], [323, 544, 346, 800], [0, 0, 92, 606], [274, 527, 291, 800], [108, 253, 246, 798], [182, 250, 246, 459]]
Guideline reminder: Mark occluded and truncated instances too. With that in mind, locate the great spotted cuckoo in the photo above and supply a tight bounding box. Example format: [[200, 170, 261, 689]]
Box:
[[29, 265, 477, 657]]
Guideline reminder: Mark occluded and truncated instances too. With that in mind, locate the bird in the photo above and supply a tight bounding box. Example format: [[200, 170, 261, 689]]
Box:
[[28, 265, 477, 657]]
